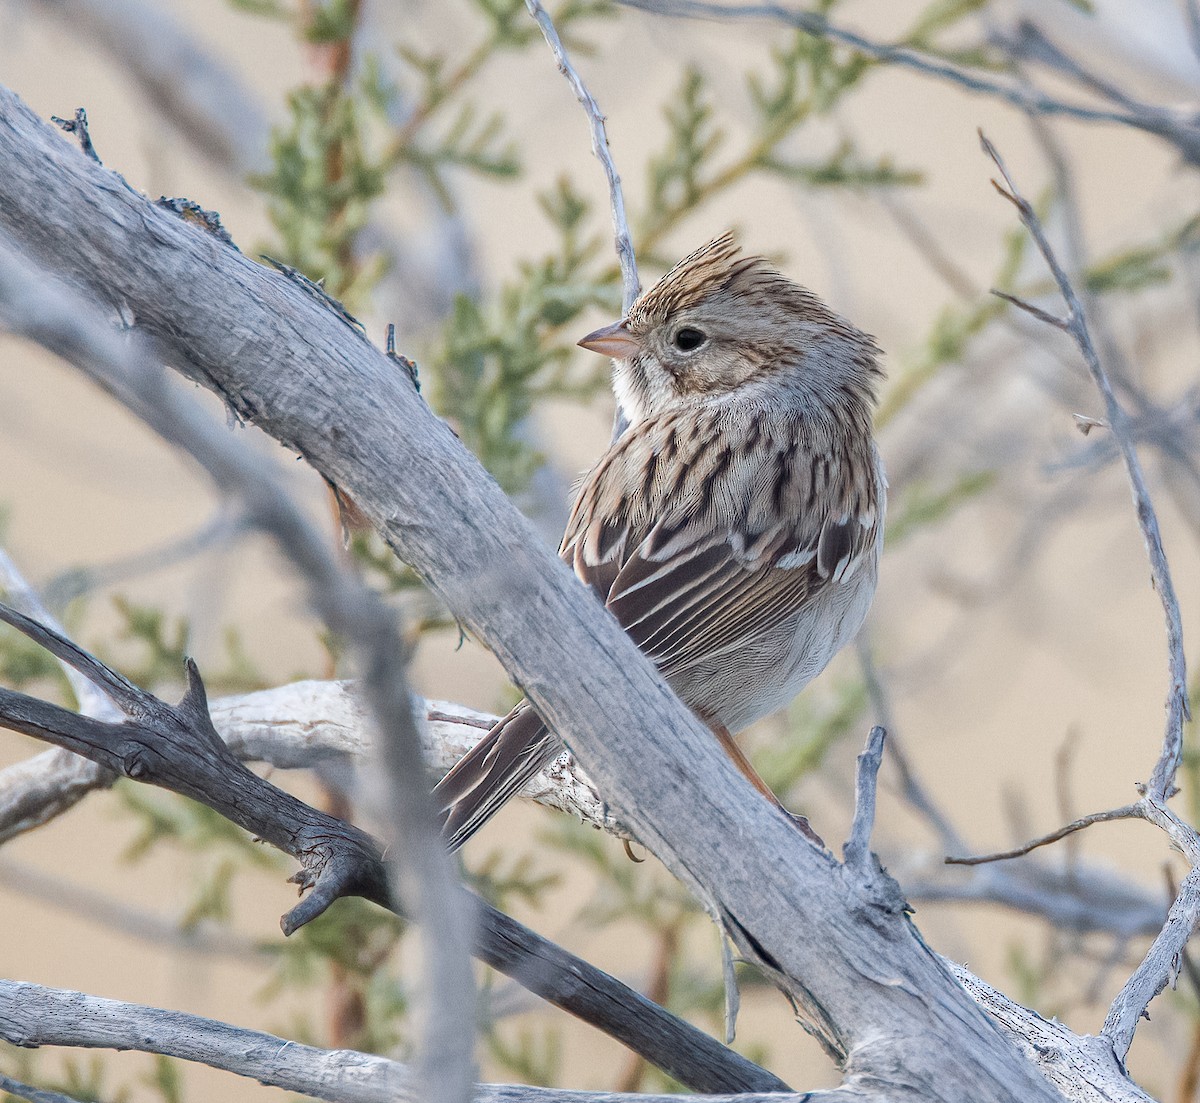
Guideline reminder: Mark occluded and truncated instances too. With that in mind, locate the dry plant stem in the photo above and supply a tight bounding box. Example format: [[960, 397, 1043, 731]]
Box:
[[945, 805, 1142, 866], [0, 247, 474, 1103], [617, 0, 1200, 163], [0, 611, 784, 1096], [0, 85, 1074, 1100], [0, 983, 831, 1103], [524, 0, 640, 314], [980, 131, 1196, 1064], [1103, 865, 1200, 1058], [0, 1073, 82, 1103], [981, 133, 1190, 800]]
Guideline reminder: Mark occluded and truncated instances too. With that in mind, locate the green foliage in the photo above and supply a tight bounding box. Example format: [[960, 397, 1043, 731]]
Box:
[[463, 847, 561, 910], [428, 179, 617, 495], [141, 1056, 185, 1103], [887, 470, 997, 547], [99, 597, 266, 695], [903, 0, 989, 48], [259, 898, 409, 1053], [116, 786, 285, 932], [639, 29, 918, 255], [485, 1025, 562, 1087], [0, 621, 69, 697]]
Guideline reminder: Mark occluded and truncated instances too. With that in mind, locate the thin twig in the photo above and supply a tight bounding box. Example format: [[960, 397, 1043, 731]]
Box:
[[989, 289, 1067, 330], [525, 0, 640, 314], [618, 0, 1200, 163], [843, 726, 886, 872], [980, 131, 1197, 1062], [857, 640, 966, 854], [945, 805, 1141, 867], [0, 1073, 86, 1103], [980, 131, 1191, 801]]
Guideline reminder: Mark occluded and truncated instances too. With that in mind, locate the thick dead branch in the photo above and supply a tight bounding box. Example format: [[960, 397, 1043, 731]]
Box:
[[0, 81, 1106, 1100], [0, 980, 833, 1103], [946, 964, 1153, 1103], [0, 602, 785, 1096]]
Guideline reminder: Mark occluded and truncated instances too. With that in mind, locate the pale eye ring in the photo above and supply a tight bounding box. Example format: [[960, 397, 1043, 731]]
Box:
[[673, 327, 706, 351]]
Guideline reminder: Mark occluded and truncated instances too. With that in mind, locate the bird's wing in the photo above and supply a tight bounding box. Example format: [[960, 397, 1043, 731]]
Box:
[[435, 702, 560, 853], [561, 410, 880, 680]]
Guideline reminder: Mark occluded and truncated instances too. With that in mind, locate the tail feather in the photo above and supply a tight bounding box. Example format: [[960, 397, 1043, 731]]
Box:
[[433, 701, 562, 851]]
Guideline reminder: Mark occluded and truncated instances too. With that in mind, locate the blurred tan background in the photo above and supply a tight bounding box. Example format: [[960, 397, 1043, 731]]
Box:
[[2, 0, 1200, 1098]]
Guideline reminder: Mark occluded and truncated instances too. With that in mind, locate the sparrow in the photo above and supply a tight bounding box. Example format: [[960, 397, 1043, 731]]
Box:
[[434, 233, 885, 850]]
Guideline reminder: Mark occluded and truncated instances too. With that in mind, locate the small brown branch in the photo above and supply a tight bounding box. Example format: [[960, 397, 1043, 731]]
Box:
[[0, 603, 788, 1095], [989, 288, 1068, 330], [945, 804, 1141, 867], [615, 921, 681, 1093]]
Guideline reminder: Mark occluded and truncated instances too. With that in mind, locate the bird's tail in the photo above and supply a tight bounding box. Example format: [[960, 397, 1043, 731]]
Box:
[[433, 700, 562, 852]]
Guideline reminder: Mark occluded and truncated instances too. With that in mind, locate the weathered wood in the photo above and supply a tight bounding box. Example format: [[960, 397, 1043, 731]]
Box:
[[0, 82, 1068, 1101], [0, 600, 788, 1096], [0, 981, 835, 1103]]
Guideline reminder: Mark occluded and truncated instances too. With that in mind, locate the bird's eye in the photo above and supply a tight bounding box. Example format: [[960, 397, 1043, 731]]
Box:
[[673, 327, 706, 351]]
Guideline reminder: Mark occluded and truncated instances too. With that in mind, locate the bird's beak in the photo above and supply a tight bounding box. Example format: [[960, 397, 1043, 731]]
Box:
[[577, 320, 642, 359]]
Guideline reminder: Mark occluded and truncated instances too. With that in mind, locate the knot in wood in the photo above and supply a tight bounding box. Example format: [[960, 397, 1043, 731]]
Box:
[[119, 743, 153, 779]]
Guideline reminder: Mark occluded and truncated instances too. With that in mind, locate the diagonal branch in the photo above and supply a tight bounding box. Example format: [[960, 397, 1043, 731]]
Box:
[[617, 0, 1200, 163], [0, 980, 830, 1103], [0, 81, 1071, 1101], [0, 601, 786, 1095], [524, 0, 640, 315], [979, 129, 1197, 1065]]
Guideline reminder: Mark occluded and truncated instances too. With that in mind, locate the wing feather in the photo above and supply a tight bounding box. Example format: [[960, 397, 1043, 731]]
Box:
[[562, 409, 879, 684]]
